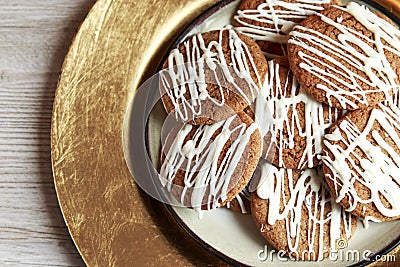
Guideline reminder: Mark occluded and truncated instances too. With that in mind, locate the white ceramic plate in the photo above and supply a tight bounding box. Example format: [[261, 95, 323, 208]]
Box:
[[145, 0, 400, 266]]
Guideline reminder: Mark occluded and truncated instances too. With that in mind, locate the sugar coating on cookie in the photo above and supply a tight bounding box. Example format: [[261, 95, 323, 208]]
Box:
[[160, 27, 267, 124], [252, 160, 356, 261], [288, 2, 400, 110], [256, 57, 342, 169], [159, 112, 261, 217], [322, 103, 400, 222], [233, 0, 337, 57]]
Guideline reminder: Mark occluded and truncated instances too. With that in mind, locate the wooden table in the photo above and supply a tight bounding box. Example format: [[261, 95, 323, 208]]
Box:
[[0, 1, 96, 265]]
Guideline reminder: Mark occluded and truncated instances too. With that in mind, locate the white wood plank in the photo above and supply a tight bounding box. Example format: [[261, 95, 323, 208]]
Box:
[[0, 0, 97, 265]]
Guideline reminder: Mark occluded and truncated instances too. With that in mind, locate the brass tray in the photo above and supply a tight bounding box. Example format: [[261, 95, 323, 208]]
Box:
[[51, 0, 400, 266]]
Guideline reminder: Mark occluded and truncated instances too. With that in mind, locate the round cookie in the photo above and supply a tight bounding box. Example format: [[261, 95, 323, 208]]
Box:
[[251, 160, 357, 261], [322, 103, 400, 222], [256, 56, 342, 169], [288, 2, 400, 110], [159, 112, 262, 216], [160, 27, 268, 125], [232, 0, 340, 58], [226, 186, 251, 213]]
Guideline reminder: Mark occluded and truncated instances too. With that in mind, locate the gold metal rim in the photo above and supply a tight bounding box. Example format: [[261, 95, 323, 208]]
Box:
[[51, 0, 400, 266], [51, 0, 226, 266]]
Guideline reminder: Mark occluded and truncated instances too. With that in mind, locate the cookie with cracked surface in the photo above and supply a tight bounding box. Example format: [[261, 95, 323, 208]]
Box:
[[233, 0, 340, 58], [251, 160, 357, 261], [256, 56, 342, 169], [322, 103, 400, 222], [159, 112, 262, 216], [288, 2, 400, 110], [160, 27, 268, 125]]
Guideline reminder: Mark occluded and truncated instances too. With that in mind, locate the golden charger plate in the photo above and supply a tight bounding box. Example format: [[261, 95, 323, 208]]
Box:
[[51, 0, 400, 266]]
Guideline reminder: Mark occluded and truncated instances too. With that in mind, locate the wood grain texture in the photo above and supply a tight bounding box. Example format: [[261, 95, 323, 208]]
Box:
[[0, 1, 95, 266], [2, 0, 400, 266]]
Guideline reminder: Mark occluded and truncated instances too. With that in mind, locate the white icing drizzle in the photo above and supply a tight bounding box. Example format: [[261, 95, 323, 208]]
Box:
[[235, 186, 251, 213], [362, 216, 381, 229], [235, 195, 247, 213], [322, 103, 400, 219], [160, 114, 259, 216], [385, 87, 400, 108], [257, 161, 354, 259], [161, 27, 263, 122], [256, 59, 340, 169], [288, 2, 400, 109], [234, 0, 330, 51]]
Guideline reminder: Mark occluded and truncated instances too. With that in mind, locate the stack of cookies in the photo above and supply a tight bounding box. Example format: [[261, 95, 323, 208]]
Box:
[[158, 0, 400, 261]]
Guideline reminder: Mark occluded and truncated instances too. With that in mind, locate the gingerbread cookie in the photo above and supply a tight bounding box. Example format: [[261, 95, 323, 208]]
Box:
[[252, 160, 357, 261], [160, 27, 268, 124], [159, 112, 262, 216], [322, 103, 400, 222], [233, 0, 339, 58], [226, 186, 251, 213], [288, 2, 400, 110], [256, 56, 342, 169]]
